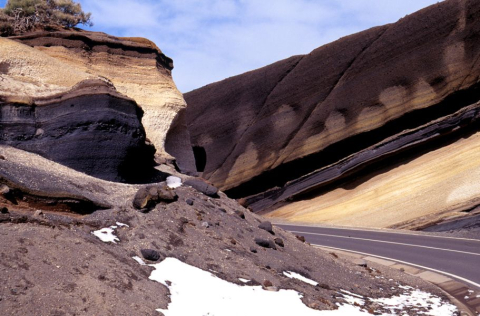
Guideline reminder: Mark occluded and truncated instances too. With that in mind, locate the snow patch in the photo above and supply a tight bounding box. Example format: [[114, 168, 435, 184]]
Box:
[[339, 290, 365, 306], [373, 289, 457, 315], [283, 271, 318, 286], [146, 257, 458, 316], [116, 222, 129, 227], [149, 258, 369, 315], [238, 278, 250, 283], [133, 256, 146, 265], [166, 176, 182, 188], [92, 227, 119, 243], [340, 290, 364, 299]]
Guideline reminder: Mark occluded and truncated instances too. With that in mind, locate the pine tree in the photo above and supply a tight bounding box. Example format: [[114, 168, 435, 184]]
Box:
[[2, 0, 92, 34]]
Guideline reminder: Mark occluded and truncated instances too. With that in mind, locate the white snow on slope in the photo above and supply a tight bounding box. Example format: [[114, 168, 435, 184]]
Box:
[[372, 289, 458, 315], [283, 271, 318, 286], [147, 257, 458, 316], [149, 258, 366, 316], [92, 223, 130, 243], [339, 290, 365, 306], [133, 256, 146, 266], [92, 227, 119, 243], [166, 176, 182, 188]]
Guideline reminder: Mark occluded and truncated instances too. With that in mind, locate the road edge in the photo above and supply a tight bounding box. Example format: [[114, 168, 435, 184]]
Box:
[[313, 245, 479, 315]]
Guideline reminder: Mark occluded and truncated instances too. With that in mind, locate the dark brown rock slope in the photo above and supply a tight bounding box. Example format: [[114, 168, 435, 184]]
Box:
[[185, 0, 480, 223], [0, 146, 449, 315]]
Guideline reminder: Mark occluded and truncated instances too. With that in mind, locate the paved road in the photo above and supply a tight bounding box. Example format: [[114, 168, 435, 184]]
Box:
[[276, 224, 480, 290]]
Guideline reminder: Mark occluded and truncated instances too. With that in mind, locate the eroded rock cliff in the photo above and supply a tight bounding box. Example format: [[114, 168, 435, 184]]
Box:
[[185, 0, 480, 229], [0, 38, 155, 182], [10, 30, 196, 175]]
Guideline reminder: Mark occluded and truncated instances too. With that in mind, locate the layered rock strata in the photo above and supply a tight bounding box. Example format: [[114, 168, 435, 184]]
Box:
[[252, 100, 480, 211], [185, 0, 480, 228], [0, 38, 156, 182], [267, 127, 480, 229], [10, 30, 196, 174], [0, 80, 155, 183]]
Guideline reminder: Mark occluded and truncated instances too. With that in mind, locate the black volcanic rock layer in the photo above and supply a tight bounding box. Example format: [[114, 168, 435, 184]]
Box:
[[0, 80, 155, 183]]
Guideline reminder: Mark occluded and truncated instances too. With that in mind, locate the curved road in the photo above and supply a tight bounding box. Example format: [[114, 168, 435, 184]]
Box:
[[276, 224, 480, 290]]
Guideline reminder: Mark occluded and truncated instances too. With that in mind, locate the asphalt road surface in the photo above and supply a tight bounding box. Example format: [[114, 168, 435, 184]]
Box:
[[276, 224, 480, 290]]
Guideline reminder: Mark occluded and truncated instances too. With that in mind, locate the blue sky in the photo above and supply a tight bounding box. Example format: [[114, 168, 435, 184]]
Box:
[[1, 0, 443, 92]]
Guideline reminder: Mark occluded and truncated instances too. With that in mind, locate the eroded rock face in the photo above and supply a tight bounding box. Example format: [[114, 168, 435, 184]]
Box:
[[185, 0, 480, 227], [266, 126, 480, 229], [0, 79, 154, 183], [0, 37, 93, 98], [10, 30, 196, 174], [0, 37, 155, 182]]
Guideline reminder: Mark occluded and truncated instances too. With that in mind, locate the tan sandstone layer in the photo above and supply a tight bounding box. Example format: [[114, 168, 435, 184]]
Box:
[[0, 37, 93, 99], [266, 130, 480, 229]]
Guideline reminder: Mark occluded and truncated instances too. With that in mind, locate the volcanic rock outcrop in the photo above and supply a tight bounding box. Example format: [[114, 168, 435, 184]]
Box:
[[185, 0, 480, 229], [9, 30, 196, 175], [0, 38, 155, 182], [0, 145, 450, 315]]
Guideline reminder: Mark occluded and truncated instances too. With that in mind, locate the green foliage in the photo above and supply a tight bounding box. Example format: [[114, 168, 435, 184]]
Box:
[[1, 0, 92, 34], [48, 0, 92, 28], [4, 0, 42, 16]]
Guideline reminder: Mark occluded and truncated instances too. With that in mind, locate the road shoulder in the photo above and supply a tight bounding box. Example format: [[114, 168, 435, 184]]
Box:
[[314, 245, 480, 315]]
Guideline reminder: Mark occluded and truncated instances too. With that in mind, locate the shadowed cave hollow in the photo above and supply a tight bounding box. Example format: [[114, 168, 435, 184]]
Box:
[[193, 146, 207, 172]]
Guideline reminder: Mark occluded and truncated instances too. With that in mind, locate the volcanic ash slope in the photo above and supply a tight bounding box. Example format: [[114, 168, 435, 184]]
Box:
[[0, 146, 455, 315]]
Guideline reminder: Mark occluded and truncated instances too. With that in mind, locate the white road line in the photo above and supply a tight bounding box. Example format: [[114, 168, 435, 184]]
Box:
[[312, 244, 480, 290], [289, 230, 480, 256], [276, 224, 480, 242]]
